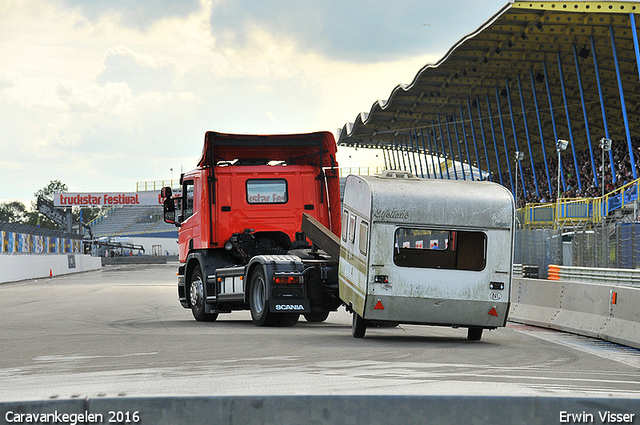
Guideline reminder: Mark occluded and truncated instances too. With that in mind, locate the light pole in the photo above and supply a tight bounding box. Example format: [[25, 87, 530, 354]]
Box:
[[599, 137, 612, 266], [599, 138, 612, 205], [514, 151, 524, 209], [556, 139, 569, 228]]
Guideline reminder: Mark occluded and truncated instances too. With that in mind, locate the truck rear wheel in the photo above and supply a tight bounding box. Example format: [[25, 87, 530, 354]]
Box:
[[189, 268, 218, 322], [352, 312, 367, 338], [249, 268, 279, 326], [279, 313, 300, 327], [304, 311, 330, 323]]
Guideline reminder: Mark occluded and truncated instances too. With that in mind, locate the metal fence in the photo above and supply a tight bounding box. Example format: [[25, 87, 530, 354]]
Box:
[[518, 178, 640, 229], [514, 228, 562, 279], [516, 221, 640, 274]]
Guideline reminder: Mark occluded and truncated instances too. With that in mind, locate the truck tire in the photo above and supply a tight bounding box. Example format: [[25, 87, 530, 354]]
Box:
[[279, 313, 300, 327], [352, 312, 367, 338], [189, 268, 218, 322], [304, 311, 330, 323], [467, 327, 483, 341], [249, 267, 279, 326]]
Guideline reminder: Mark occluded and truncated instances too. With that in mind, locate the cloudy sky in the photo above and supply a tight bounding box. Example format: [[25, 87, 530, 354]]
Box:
[[0, 0, 507, 203]]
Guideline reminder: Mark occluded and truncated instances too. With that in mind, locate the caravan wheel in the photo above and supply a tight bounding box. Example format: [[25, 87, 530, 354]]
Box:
[[467, 327, 483, 341], [352, 312, 367, 338]]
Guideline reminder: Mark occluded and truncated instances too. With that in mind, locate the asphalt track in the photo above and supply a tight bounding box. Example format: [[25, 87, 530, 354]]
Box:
[[1, 263, 639, 402]]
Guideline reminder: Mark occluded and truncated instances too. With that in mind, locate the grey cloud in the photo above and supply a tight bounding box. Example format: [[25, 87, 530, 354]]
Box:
[[57, 0, 200, 30], [97, 48, 175, 94], [209, 0, 508, 62], [0, 70, 17, 91]]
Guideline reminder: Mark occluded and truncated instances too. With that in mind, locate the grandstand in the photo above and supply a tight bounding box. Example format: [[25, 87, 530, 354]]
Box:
[[335, 1, 640, 274], [338, 2, 640, 212], [85, 187, 178, 256], [89, 205, 177, 238]]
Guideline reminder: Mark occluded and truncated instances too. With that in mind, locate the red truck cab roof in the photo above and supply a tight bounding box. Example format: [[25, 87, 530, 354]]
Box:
[[198, 131, 338, 169]]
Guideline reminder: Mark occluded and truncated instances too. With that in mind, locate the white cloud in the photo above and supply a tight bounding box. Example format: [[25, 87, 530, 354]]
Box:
[[0, 67, 18, 91], [97, 46, 176, 94], [0, 0, 507, 202]]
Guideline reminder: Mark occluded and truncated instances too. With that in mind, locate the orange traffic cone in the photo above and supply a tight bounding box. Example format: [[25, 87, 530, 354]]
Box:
[[49, 269, 53, 278]]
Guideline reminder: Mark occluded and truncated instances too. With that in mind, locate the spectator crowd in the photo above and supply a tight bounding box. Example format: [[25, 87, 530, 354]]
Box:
[[501, 136, 640, 206]]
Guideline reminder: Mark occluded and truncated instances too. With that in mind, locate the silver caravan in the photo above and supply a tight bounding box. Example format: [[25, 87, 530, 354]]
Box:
[[339, 171, 515, 340]]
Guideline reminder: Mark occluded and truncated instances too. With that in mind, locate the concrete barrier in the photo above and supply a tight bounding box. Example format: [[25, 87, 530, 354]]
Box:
[[1, 395, 639, 425], [509, 278, 562, 328], [509, 277, 640, 350], [605, 285, 640, 349], [0, 254, 102, 284]]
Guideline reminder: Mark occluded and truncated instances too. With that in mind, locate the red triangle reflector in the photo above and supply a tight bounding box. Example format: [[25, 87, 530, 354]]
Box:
[[488, 307, 498, 317], [374, 300, 385, 310]]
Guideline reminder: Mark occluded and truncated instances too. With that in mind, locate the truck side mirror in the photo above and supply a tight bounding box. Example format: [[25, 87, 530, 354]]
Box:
[[161, 186, 172, 199], [161, 186, 180, 226]]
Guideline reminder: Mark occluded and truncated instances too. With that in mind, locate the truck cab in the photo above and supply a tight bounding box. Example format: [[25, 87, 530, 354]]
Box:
[[163, 131, 342, 325]]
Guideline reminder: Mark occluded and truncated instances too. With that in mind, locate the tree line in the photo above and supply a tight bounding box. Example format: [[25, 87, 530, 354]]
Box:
[[0, 180, 104, 231]]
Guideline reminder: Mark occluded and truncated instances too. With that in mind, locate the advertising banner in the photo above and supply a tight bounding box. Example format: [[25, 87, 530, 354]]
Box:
[[54, 192, 162, 207]]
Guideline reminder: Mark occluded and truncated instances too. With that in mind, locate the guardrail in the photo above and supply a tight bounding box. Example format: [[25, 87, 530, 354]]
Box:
[[546, 264, 640, 287]]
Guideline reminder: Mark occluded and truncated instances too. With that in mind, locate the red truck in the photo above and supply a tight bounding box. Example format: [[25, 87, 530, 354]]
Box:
[[162, 131, 343, 326]]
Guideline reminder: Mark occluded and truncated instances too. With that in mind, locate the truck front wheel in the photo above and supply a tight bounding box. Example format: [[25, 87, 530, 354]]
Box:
[[189, 268, 218, 322], [249, 268, 278, 326]]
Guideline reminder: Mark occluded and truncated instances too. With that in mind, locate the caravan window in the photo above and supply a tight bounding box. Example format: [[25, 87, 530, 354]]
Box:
[[394, 228, 486, 271], [359, 221, 369, 256], [341, 211, 349, 242], [348, 215, 356, 243]]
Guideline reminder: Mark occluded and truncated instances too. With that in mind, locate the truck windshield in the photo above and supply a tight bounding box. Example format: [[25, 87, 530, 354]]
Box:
[[246, 179, 288, 204], [394, 228, 486, 271]]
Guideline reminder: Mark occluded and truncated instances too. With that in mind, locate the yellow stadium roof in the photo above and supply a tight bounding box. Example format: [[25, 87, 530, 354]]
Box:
[[338, 1, 640, 194]]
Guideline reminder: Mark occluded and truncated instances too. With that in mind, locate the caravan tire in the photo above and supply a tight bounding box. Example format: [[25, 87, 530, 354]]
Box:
[[352, 312, 367, 338], [467, 327, 483, 341]]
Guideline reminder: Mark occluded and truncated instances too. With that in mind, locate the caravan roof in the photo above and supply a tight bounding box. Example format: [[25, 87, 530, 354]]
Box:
[[343, 173, 514, 230]]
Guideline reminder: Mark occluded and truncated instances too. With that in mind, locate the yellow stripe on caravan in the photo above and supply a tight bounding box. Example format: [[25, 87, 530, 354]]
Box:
[[339, 274, 366, 298], [339, 246, 368, 275]]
